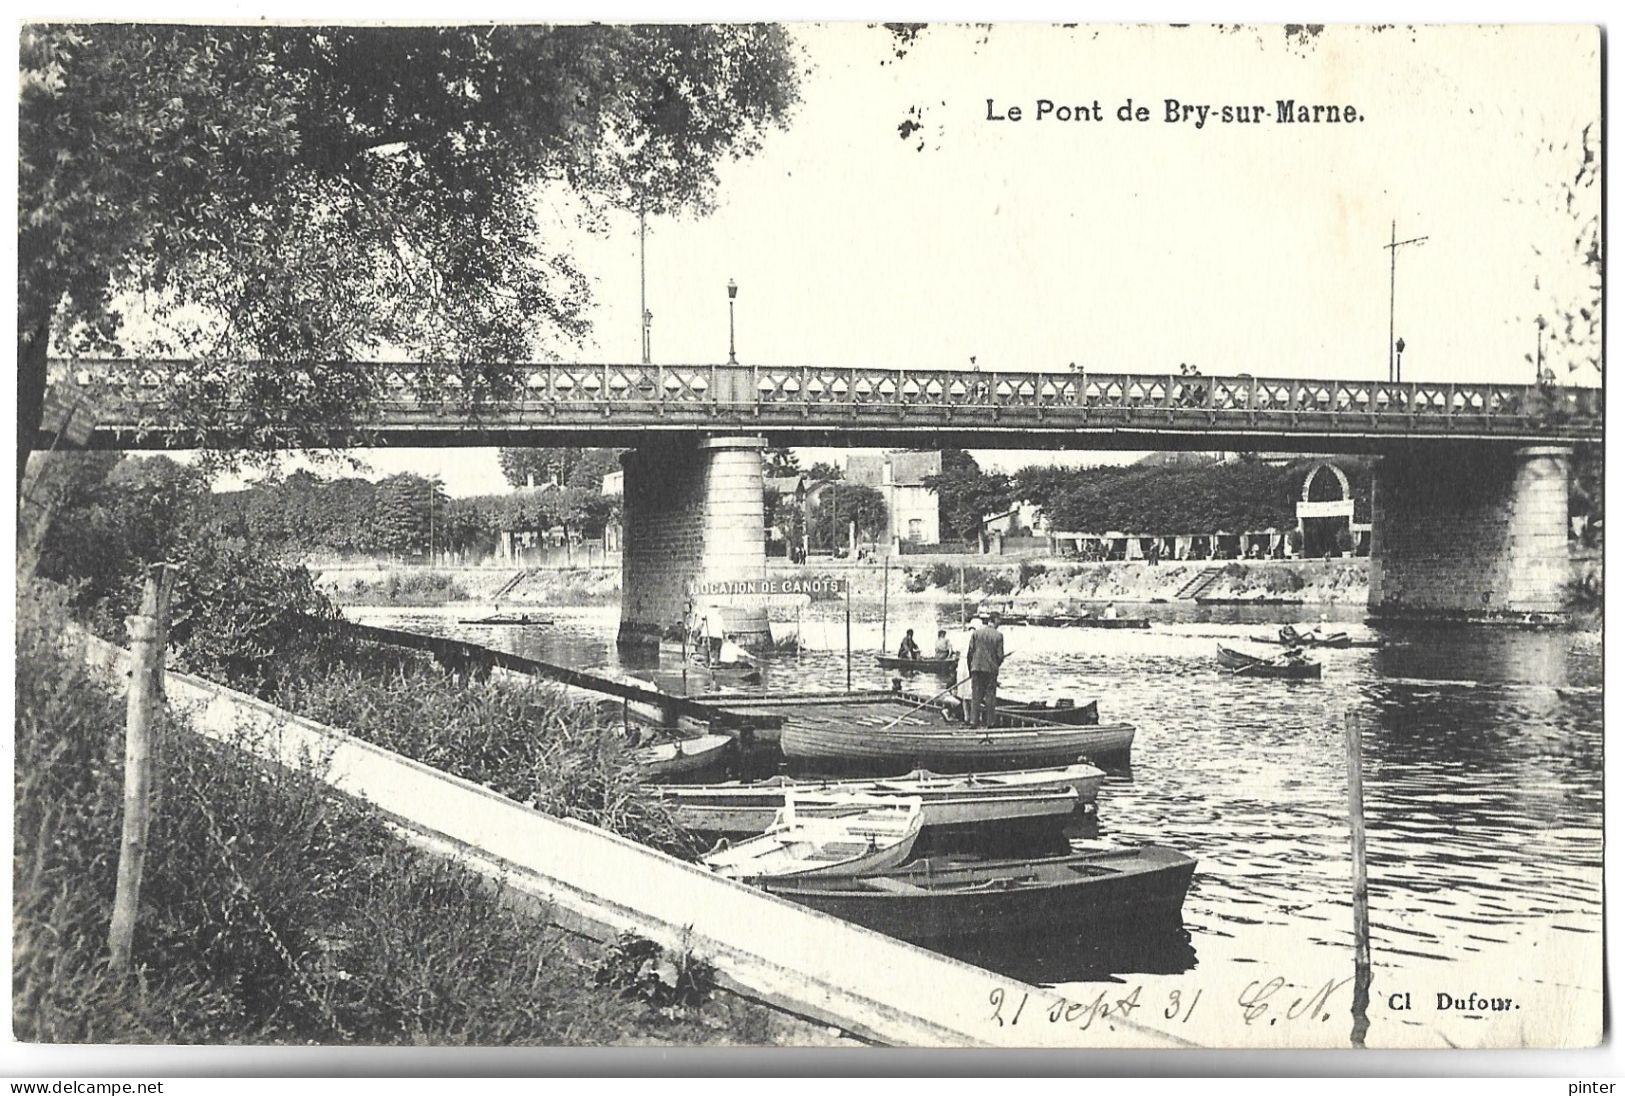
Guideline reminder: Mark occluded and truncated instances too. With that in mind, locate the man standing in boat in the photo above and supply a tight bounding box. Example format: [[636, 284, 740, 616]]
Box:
[[965, 612, 1005, 727]]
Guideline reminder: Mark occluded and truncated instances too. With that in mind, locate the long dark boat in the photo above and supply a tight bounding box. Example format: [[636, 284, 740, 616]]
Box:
[[931, 695, 1100, 726], [877, 655, 959, 675], [457, 613, 553, 626], [993, 698, 1099, 725], [779, 709, 1136, 773], [762, 845, 1197, 944], [1019, 612, 1151, 630], [1216, 643, 1323, 680]]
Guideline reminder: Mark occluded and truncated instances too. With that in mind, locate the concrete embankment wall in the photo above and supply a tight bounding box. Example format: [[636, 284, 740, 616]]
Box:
[[769, 557, 1372, 605], [71, 626, 1188, 1050]]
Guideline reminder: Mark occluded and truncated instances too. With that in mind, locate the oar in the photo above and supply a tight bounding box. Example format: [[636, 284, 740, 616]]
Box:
[[875, 673, 976, 733], [876, 648, 1017, 732]]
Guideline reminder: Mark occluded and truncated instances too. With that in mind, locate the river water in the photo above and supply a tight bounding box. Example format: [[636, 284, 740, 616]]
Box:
[[346, 599, 1603, 1049]]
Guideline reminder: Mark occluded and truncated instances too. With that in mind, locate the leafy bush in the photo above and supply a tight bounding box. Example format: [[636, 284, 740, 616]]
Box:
[[594, 931, 717, 1013], [37, 454, 337, 694]]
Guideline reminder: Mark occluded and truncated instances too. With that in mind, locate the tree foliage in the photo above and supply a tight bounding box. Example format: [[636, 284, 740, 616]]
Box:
[[19, 24, 801, 460], [762, 446, 802, 477], [211, 473, 622, 561], [499, 447, 623, 491], [1015, 457, 1372, 534], [925, 449, 1014, 543], [807, 483, 887, 550]]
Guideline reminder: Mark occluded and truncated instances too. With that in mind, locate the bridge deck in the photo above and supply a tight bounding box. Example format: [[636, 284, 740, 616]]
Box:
[[52, 360, 1602, 450]]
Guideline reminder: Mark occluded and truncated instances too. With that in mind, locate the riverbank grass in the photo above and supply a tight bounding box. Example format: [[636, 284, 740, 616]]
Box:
[[12, 583, 761, 1044]]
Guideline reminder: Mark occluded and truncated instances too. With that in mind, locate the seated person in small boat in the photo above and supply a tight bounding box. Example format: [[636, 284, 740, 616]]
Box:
[[1102, 601, 1118, 620], [897, 628, 922, 660], [933, 629, 953, 660]]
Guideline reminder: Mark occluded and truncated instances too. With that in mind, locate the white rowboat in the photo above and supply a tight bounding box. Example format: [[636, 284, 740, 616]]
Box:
[[699, 793, 923, 880]]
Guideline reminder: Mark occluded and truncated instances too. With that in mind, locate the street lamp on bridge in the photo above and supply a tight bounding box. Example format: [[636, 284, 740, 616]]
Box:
[[727, 278, 739, 365]]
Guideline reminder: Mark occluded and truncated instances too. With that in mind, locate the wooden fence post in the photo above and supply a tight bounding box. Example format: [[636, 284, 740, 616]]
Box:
[[108, 564, 176, 971], [1345, 709, 1372, 1047]]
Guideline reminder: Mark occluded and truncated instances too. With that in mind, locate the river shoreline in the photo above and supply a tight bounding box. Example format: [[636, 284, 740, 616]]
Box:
[[318, 557, 1375, 608]]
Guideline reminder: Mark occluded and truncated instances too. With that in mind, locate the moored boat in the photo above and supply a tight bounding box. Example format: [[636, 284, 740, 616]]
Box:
[[990, 698, 1099, 726], [657, 771, 1092, 837], [877, 655, 959, 675], [699, 793, 923, 880], [779, 711, 1135, 773], [655, 761, 1105, 824], [458, 613, 553, 626], [634, 733, 734, 779], [1216, 643, 1323, 680], [762, 845, 1197, 943]]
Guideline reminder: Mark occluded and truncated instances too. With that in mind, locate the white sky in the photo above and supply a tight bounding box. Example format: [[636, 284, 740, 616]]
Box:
[[208, 22, 1600, 495]]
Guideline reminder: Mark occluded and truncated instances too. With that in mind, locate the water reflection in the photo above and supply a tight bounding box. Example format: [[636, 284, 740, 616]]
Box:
[[348, 600, 1603, 993]]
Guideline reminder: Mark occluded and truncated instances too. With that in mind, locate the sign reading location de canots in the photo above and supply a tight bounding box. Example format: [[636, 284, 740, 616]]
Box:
[[687, 577, 847, 598]]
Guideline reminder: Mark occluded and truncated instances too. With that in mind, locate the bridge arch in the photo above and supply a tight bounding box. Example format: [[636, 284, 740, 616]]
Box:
[[1301, 461, 1351, 503], [1297, 461, 1358, 558]]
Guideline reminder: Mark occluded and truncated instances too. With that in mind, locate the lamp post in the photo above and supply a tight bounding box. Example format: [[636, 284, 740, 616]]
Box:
[[727, 278, 738, 365], [1394, 337, 1406, 383]]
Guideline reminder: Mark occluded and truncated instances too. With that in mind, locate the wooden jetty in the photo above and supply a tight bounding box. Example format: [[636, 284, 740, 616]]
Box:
[[331, 618, 776, 733]]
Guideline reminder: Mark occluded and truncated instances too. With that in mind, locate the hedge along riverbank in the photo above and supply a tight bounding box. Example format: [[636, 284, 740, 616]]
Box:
[[14, 580, 826, 1045]]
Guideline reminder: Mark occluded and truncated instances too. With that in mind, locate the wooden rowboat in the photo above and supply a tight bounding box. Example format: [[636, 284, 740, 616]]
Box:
[[633, 733, 734, 779], [779, 711, 1135, 774], [877, 655, 959, 675], [1263, 625, 1356, 649], [655, 762, 1105, 823], [656, 766, 1096, 836], [762, 845, 1197, 943], [1216, 643, 1323, 680], [668, 787, 1076, 839], [699, 793, 923, 880]]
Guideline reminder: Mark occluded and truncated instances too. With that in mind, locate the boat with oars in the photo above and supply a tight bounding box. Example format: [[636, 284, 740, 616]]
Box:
[[1215, 643, 1323, 680], [761, 845, 1197, 943], [1258, 624, 1373, 649], [876, 654, 959, 675], [698, 793, 923, 881]]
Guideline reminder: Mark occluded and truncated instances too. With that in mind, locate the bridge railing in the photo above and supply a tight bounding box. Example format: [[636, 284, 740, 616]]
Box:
[[61, 359, 1602, 435]]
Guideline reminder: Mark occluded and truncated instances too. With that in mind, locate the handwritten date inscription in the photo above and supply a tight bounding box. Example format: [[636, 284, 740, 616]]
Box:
[[988, 976, 1351, 1032]]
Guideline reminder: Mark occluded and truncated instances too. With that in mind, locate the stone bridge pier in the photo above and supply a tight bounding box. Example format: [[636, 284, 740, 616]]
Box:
[[617, 435, 771, 649], [1370, 445, 1572, 617]]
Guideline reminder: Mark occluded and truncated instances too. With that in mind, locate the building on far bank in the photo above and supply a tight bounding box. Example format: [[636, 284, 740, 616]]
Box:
[[845, 450, 941, 551]]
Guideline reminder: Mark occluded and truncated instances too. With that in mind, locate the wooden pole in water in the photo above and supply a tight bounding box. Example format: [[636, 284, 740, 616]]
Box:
[[795, 602, 802, 662], [109, 563, 175, 971], [845, 576, 853, 691], [881, 554, 890, 656], [1345, 708, 1372, 1048]]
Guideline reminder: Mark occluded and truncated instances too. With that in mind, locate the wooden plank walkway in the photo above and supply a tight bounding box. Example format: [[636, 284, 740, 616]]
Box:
[[330, 618, 779, 732], [72, 627, 1193, 1049]]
